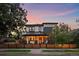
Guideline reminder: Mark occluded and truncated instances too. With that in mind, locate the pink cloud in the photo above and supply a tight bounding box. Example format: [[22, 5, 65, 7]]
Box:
[[27, 15, 42, 24], [27, 11, 46, 24], [55, 9, 77, 16], [32, 9, 77, 17], [26, 8, 77, 24], [68, 23, 79, 30]]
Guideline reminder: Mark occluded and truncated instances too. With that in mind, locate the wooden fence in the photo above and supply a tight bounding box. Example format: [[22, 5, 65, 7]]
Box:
[[0, 43, 77, 48]]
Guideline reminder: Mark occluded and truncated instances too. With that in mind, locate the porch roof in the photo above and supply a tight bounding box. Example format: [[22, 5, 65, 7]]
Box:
[[22, 33, 48, 36]]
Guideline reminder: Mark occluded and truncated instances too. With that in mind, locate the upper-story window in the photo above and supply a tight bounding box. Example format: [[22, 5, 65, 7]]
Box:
[[38, 26, 43, 32], [29, 27, 35, 32]]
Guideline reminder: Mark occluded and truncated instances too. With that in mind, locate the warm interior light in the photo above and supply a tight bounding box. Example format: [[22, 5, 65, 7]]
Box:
[[23, 35, 48, 43], [11, 31, 17, 36]]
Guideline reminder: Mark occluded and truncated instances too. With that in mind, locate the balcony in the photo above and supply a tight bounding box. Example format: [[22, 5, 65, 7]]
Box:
[[22, 31, 44, 35]]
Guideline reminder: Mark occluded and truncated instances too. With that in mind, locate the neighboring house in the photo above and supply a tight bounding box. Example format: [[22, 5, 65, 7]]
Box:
[[21, 22, 58, 44]]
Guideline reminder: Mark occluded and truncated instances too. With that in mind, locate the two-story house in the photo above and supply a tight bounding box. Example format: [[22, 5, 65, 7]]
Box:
[[21, 22, 58, 44]]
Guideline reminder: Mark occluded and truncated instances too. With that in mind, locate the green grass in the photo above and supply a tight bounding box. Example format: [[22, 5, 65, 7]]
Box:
[[42, 50, 79, 52], [64, 50, 79, 52], [1, 50, 31, 52], [42, 50, 64, 52], [0, 52, 31, 56], [42, 50, 79, 55], [0, 49, 31, 55]]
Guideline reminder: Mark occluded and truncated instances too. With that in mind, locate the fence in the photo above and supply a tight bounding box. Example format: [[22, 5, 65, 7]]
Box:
[[0, 43, 77, 48]]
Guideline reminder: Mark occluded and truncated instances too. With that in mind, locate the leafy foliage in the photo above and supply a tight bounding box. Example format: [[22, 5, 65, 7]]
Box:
[[72, 29, 79, 47], [52, 23, 72, 44], [0, 3, 27, 42]]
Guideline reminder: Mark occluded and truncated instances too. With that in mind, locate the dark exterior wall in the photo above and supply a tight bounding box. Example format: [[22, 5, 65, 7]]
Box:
[[43, 27, 53, 33]]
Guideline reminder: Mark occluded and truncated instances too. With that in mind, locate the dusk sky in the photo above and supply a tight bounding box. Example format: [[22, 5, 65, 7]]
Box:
[[20, 3, 79, 29]]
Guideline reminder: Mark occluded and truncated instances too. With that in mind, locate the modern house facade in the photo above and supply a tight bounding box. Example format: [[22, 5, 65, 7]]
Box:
[[21, 22, 58, 44]]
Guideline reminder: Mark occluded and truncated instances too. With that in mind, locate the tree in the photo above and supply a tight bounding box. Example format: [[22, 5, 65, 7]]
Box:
[[0, 3, 28, 42], [52, 23, 72, 44], [72, 29, 79, 47], [55, 32, 72, 44]]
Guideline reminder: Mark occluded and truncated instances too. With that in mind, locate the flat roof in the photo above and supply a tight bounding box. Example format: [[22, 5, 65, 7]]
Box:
[[43, 22, 58, 24], [25, 24, 43, 26], [25, 22, 58, 26]]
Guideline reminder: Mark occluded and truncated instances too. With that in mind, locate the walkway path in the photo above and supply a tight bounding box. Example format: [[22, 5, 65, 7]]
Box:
[[31, 49, 42, 54]]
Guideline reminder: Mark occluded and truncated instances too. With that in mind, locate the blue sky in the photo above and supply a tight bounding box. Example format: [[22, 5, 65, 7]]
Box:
[[20, 3, 79, 29]]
